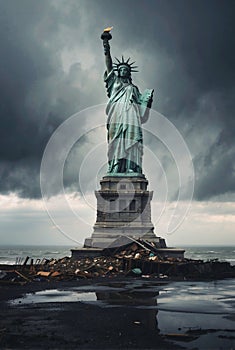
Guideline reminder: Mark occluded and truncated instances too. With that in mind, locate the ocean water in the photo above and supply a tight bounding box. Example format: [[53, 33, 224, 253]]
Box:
[[0, 245, 234, 265], [0, 245, 72, 265], [183, 246, 235, 266]]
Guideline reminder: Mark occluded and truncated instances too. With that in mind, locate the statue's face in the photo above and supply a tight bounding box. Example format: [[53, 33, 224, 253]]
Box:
[[119, 66, 130, 78]]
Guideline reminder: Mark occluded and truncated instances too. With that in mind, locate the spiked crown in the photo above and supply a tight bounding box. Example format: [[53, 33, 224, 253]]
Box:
[[113, 56, 138, 73]]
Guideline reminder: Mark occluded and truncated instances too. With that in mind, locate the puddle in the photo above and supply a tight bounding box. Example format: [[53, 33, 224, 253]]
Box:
[[157, 280, 235, 349], [10, 289, 97, 305], [9, 280, 163, 308]]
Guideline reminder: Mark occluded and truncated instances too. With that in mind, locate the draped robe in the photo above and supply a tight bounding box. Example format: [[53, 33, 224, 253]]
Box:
[[104, 70, 150, 174]]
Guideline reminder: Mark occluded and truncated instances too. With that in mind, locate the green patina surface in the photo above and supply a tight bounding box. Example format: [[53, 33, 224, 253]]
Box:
[[101, 29, 154, 175]]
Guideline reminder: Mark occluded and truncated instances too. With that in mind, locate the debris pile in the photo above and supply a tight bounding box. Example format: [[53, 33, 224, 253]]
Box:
[[0, 239, 235, 284], [35, 255, 124, 279]]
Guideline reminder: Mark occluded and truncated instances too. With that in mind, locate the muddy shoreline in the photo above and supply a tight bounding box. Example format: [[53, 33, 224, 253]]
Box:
[[0, 278, 183, 349], [1, 277, 235, 349]]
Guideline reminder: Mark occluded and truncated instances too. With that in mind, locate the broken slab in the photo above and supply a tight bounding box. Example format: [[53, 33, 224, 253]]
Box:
[[71, 247, 103, 260]]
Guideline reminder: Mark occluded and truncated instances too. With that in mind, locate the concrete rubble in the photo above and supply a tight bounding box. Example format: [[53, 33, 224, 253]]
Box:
[[0, 239, 235, 284]]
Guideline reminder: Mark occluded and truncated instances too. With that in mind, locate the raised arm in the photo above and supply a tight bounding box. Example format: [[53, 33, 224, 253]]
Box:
[[104, 41, 113, 73], [101, 29, 113, 74]]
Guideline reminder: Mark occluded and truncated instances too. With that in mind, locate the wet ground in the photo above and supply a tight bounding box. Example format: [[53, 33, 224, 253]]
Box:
[[1, 278, 235, 349]]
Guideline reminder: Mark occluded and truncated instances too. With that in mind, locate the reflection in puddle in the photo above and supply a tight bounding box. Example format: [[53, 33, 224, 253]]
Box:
[[96, 289, 159, 331], [10, 289, 97, 304]]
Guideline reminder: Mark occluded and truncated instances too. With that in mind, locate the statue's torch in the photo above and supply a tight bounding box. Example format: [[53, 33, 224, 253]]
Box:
[[101, 26, 113, 40], [101, 27, 113, 55]]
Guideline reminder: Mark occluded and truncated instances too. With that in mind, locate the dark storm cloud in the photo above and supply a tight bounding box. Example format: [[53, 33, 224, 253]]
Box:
[[0, 0, 234, 200], [0, 158, 40, 198], [194, 120, 235, 200], [0, 0, 103, 197]]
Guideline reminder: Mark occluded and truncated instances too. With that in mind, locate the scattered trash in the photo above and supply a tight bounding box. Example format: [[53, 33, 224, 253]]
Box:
[[50, 271, 61, 277], [37, 271, 51, 277]]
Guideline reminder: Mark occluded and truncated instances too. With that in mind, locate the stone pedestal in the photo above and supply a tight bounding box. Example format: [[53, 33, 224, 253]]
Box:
[[84, 175, 161, 248]]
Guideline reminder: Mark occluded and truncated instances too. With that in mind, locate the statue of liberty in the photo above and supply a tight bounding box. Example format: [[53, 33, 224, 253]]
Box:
[[101, 28, 154, 175]]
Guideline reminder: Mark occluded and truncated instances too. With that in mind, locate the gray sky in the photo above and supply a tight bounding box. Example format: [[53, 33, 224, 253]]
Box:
[[0, 0, 234, 246]]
